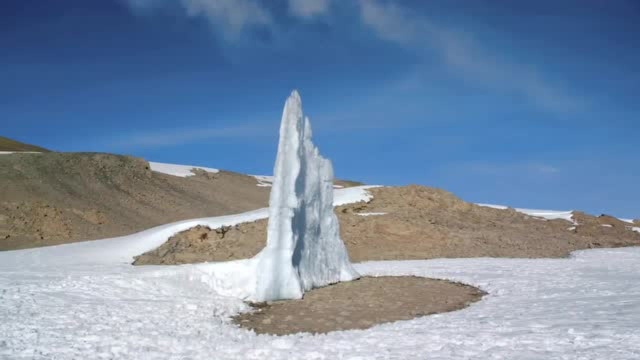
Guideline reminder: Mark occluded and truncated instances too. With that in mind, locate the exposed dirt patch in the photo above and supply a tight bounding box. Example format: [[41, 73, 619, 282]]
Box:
[[134, 219, 268, 265], [135, 185, 640, 265], [0, 152, 270, 250], [133, 223, 266, 265], [233, 276, 485, 335], [338, 186, 640, 261]]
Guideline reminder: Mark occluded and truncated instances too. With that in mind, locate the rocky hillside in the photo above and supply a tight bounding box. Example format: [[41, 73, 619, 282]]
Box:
[[1, 149, 638, 261], [0, 136, 50, 152], [134, 185, 640, 265], [0, 152, 269, 250]]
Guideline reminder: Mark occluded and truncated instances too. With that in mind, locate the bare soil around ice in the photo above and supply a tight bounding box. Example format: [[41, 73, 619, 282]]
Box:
[[233, 276, 485, 335], [134, 185, 640, 265]]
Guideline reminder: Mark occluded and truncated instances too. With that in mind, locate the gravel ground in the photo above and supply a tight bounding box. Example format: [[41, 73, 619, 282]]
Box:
[[233, 276, 485, 335]]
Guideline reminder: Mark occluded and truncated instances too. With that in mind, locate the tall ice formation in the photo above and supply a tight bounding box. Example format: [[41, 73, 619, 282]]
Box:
[[252, 90, 360, 302]]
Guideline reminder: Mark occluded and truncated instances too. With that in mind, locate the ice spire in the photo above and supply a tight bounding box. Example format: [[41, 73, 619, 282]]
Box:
[[252, 90, 359, 302]]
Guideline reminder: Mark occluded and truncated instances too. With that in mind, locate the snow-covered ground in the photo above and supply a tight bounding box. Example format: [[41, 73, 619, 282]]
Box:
[[2, 243, 639, 359], [1, 185, 639, 358]]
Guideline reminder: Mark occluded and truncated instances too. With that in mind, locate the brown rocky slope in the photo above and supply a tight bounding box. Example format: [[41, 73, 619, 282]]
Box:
[[0, 136, 50, 152], [134, 185, 640, 265], [0, 152, 269, 250]]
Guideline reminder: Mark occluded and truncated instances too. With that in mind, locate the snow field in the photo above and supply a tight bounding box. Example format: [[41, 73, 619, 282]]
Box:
[[2, 246, 639, 359], [0, 181, 638, 358]]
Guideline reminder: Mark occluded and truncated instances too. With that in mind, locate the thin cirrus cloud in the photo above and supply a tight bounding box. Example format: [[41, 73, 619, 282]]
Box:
[[357, 0, 583, 115], [122, 0, 583, 114], [122, 0, 330, 37], [107, 123, 273, 150], [123, 0, 272, 38], [288, 0, 331, 18]]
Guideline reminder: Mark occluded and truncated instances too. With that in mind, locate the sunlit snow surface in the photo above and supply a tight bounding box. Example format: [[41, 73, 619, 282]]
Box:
[[2, 246, 639, 359], [1, 187, 639, 358]]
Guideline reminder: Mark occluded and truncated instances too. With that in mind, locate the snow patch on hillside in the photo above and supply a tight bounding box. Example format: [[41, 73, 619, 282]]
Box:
[[518, 208, 577, 223], [478, 203, 577, 224], [477, 204, 640, 227], [0, 151, 41, 155], [252, 174, 274, 187], [357, 212, 387, 217], [478, 204, 640, 235], [149, 161, 219, 177]]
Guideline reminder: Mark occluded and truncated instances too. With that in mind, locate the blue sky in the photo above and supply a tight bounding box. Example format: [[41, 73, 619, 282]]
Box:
[[2, 0, 639, 218]]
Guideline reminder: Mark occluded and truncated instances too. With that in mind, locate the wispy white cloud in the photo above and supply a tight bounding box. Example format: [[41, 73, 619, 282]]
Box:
[[288, 0, 331, 18], [123, 0, 333, 37], [122, 0, 582, 114], [358, 0, 583, 114], [358, 0, 417, 45], [123, 0, 272, 38], [182, 0, 271, 36]]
